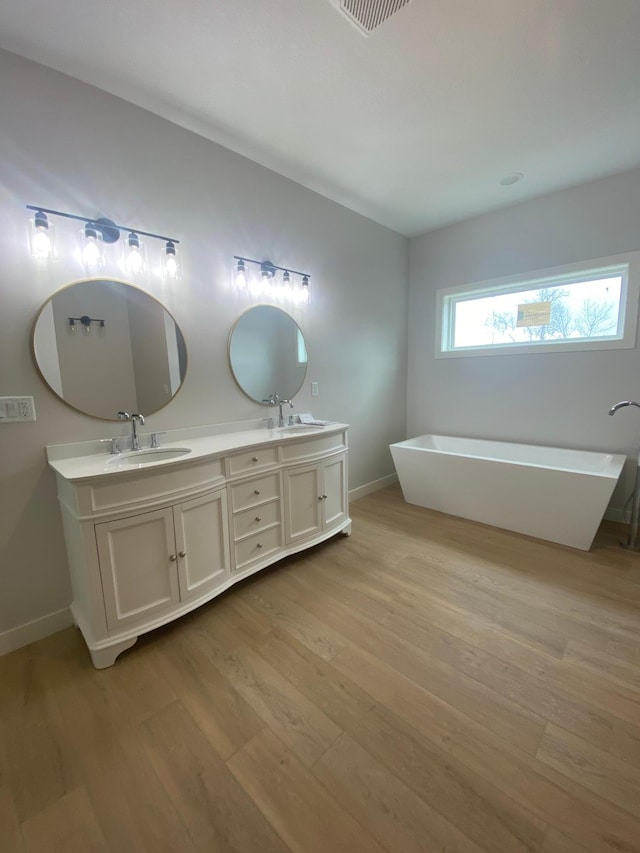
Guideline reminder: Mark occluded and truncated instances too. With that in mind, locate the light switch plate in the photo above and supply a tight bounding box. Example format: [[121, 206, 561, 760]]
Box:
[[0, 396, 36, 422], [311, 381, 319, 397]]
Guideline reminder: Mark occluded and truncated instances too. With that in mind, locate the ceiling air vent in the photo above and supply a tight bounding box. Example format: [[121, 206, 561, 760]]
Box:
[[330, 0, 412, 35]]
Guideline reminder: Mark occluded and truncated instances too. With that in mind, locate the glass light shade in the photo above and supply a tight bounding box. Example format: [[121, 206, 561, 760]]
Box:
[[28, 214, 54, 259], [126, 246, 144, 274], [296, 279, 310, 304], [280, 270, 293, 299], [235, 259, 246, 289], [124, 233, 145, 275], [82, 228, 104, 269], [248, 274, 263, 297], [162, 241, 179, 279]]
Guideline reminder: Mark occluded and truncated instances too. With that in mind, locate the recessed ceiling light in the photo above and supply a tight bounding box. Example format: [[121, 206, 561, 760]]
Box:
[[499, 172, 524, 187]]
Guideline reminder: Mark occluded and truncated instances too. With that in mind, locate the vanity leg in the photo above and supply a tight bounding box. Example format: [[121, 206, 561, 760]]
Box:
[[342, 522, 352, 537], [89, 636, 138, 669]]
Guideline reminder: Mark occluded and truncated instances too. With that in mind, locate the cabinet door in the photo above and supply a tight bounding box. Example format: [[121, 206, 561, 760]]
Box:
[[323, 454, 348, 529], [95, 508, 179, 632], [174, 490, 230, 601], [283, 464, 322, 544]]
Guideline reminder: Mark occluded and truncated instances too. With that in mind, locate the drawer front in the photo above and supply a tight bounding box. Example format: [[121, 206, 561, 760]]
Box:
[[230, 472, 281, 512], [83, 459, 224, 516], [233, 500, 281, 540], [234, 525, 282, 572], [226, 447, 279, 479], [280, 431, 347, 463]]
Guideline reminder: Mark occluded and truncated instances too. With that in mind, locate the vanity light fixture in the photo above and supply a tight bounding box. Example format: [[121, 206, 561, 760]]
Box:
[[68, 315, 105, 336], [233, 255, 311, 302], [26, 205, 180, 277]]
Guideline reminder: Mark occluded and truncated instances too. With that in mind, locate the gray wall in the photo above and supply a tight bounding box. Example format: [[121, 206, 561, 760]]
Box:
[[408, 167, 640, 514], [0, 50, 408, 638]]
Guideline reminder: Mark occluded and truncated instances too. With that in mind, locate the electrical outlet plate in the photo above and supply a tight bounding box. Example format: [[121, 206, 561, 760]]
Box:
[[0, 396, 36, 422]]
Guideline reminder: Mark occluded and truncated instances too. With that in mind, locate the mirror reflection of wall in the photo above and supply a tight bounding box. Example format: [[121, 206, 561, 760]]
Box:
[[32, 279, 187, 420], [229, 305, 308, 404]]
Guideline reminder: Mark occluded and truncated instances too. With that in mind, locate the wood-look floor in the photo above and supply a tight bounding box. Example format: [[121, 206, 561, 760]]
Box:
[[2, 484, 640, 852]]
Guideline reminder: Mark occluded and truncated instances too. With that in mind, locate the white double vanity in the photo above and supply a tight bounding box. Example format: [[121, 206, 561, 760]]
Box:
[[48, 423, 350, 668], [32, 275, 343, 667]]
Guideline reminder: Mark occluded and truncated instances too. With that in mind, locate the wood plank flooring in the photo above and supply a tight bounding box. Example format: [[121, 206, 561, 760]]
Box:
[[2, 484, 640, 852]]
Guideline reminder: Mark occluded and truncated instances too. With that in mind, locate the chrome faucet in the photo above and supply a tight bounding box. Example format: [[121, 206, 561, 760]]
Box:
[[609, 400, 640, 415], [278, 399, 293, 427], [117, 410, 145, 450]]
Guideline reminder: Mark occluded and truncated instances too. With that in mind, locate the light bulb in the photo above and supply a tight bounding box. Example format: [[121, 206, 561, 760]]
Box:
[[127, 248, 143, 273], [164, 241, 178, 278], [281, 270, 292, 298], [33, 228, 51, 258], [298, 275, 310, 304], [235, 259, 246, 289], [82, 224, 103, 268], [125, 232, 143, 274], [249, 275, 263, 297], [260, 262, 275, 295], [29, 210, 53, 259]]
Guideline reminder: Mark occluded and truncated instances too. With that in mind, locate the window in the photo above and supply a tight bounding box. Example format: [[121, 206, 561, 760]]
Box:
[[436, 252, 640, 357], [296, 328, 308, 365]]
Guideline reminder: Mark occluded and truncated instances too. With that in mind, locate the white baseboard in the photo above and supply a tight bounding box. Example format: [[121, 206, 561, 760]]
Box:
[[0, 608, 73, 657], [350, 473, 398, 503]]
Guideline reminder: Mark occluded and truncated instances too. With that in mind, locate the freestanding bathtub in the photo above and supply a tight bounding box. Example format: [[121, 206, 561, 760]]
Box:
[[390, 435, 625, 550]]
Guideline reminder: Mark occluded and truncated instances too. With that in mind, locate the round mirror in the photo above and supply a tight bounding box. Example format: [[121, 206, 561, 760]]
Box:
[[229, 305, 308, 404], [32, 279, 187, 420]]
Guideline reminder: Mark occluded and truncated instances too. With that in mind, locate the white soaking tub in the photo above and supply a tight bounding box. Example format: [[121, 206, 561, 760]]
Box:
[[390, 435, 625, 550]]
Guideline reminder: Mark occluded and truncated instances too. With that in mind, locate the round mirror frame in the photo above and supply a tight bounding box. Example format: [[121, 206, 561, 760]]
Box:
[[228, 304, 308, 405], [31, 276, 188, 421]]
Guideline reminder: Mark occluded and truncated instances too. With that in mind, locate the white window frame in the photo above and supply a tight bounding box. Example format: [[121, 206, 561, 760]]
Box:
[[436, 251, 640, 358]]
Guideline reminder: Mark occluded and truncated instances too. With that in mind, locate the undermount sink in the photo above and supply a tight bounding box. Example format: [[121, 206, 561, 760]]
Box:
[[108, 447, 191, 466], [276, 424, 322, 435]]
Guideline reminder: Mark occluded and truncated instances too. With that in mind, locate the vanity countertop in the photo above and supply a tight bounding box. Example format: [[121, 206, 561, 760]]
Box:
[[47, 422, 349, 482]]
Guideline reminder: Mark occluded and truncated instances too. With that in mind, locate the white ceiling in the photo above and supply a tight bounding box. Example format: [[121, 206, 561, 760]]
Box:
[[2, 0, 640, 237]]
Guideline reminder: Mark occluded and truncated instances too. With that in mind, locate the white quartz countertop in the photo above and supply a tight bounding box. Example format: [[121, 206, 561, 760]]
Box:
[[47, 422, 349, 482]]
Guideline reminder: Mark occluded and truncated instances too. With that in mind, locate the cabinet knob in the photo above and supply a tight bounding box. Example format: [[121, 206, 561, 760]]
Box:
[[169, 554, 177, 562], [254, 489, 261, 495], [255, 516, 262, 522], [322, 494, 328, 499], [178, 551, 186, 558], [257, 542, 263, 549], [318, 496, 323, 501], [252, 456, 259, 462]]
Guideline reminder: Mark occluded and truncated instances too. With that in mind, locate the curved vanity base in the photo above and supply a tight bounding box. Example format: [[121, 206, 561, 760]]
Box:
[[52, 423, 351, 668], [89, 636, 138, 669]]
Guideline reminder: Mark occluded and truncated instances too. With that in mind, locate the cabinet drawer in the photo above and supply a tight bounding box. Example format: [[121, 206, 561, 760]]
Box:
[[233, 500, 281, 540], [230, 472, 280, 512], [280, 432, 347, 463], [75, 459, 224, 517], [234, 525, 282, 572], [226, 447, 279, 479]]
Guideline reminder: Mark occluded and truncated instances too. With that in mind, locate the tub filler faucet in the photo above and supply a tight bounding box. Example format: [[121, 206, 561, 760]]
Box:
[[609, 400, 640, 416], [608, 400, 640, 550]]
